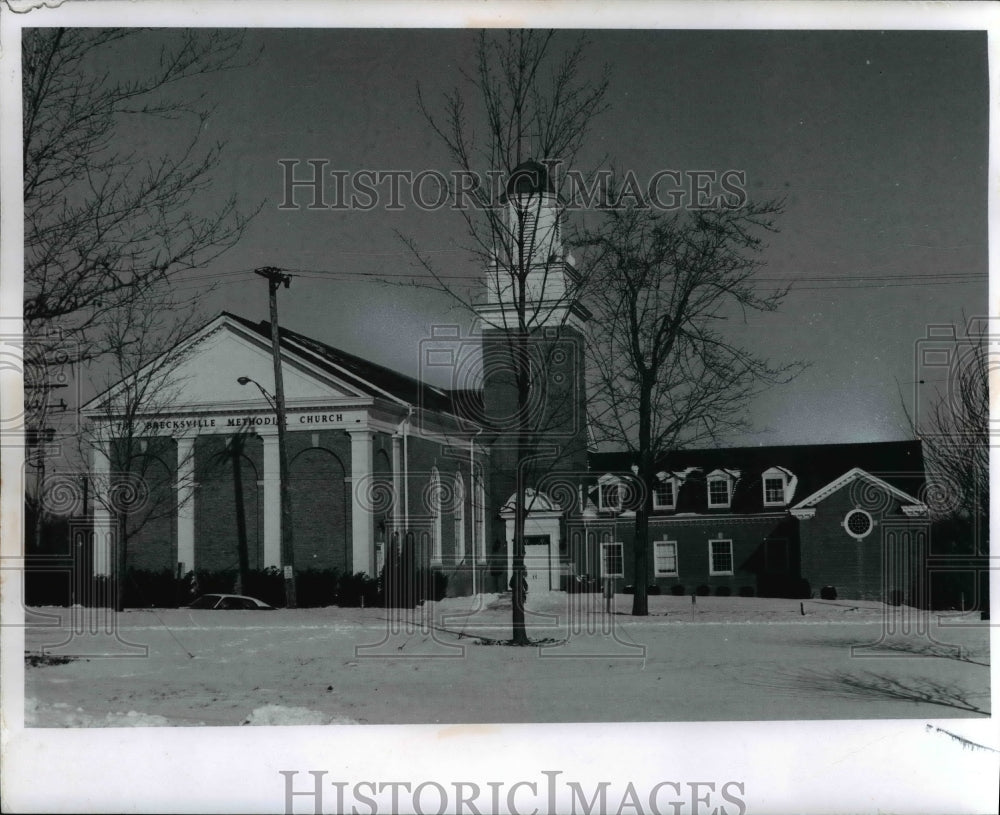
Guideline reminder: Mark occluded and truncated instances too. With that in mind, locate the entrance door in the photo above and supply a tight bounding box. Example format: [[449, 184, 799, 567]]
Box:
[[524, 535, 552, 591]]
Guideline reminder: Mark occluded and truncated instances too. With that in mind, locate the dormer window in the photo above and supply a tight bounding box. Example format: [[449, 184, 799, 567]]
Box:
[[763, 477, 784, 504], [706, 470, 737, 508], [761, 466, 794, 507], [653, 473, 677, 510]]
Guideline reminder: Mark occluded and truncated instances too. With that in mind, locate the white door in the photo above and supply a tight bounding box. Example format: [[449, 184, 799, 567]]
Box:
[[524, 537, 552, 591]]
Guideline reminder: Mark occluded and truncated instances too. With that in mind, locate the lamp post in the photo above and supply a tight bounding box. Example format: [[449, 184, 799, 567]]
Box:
[[237, 375, 296, 608]]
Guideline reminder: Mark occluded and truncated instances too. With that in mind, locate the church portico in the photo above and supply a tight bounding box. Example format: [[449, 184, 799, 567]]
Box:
[[81, 313, 490, 592]]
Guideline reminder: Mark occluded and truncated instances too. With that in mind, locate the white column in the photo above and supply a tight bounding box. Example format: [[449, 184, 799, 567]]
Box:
[[176, 436, 196, 574], [349, 430, 374, 575], [505, 517, 514, 584], [91, 442, 113, 575], [391, 435, 403, 532], [261, 431, 282, 568]]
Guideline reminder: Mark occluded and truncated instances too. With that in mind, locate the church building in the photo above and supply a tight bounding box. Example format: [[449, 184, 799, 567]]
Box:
[[81, 161, 929, 604]]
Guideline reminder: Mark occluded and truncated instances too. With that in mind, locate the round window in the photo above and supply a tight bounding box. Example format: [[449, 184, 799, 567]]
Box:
[[844, 509, 873, 539]]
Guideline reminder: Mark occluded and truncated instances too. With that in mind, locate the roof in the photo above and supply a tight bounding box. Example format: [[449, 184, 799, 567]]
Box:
[[589, 440, 925, 514], [223, 312, 470, 415], [503, 158, 556, 199]]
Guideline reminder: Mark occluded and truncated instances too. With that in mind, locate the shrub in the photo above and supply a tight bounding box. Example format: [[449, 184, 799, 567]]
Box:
[[124, 569, 183, 607], [820, 585, 837, 601], [670, 584, 686, 596], [696, 584, 711, 596], [336, 571, 381, 607], [295, 569, 340, 607], [244, 567, 285, 607], [739, 586, 755, 598], [715, 585, 731, 597], [647, 584, 661, 596]]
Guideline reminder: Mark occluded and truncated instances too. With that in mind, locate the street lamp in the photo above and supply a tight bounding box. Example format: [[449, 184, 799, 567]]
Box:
[[237, 376, 275, 408], [237, 374, 296, 608]]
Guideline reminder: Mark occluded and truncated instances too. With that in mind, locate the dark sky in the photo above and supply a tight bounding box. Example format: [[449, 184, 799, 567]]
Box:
[[118, 29, 989, 445]]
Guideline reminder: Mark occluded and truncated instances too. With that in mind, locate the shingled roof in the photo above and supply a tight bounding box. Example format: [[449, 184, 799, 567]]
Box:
[[224, 312, 478, 416], [589, 440, 925, 514]]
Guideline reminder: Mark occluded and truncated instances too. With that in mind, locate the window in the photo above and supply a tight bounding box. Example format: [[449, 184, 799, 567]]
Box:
[[763, 476, 785, 505], [843, 509, 874, 540], [601, 542, 624, 577], [708, 478, 731, 508], [709, 539, 733, 575], [653, 477, 676, 510], [654, 540, 678, 577], [599, 481, 622, 512]]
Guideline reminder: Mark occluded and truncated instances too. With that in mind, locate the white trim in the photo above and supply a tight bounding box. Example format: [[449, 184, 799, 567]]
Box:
[[81, 314, 372, 414], [348, 430, 375, 574], [708, 538, 734, 576], [650, 512, 786, 523], [653, 473, 678, 510], [791, 467, 926, 512], [430, 467, 442, 565], [843, 508, 874, 541], [707, 473, 732, 508], [653, 539, 678, 577], [761, 467, 791, 507], [176, 436, 196, 574]]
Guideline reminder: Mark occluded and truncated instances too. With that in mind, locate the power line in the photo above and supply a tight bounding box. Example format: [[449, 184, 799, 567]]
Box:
[[166, 264, 986, 293]]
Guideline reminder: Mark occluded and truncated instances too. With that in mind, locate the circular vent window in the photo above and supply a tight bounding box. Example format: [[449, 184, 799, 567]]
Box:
[[844, 509, 874, 540]]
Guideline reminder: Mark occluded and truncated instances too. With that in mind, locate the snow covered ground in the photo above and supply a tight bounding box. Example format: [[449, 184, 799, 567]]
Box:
[[23, 593, 990, 726]]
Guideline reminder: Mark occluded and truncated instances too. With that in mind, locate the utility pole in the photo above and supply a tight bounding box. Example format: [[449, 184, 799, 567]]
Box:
[[255, 266, 297, 608]]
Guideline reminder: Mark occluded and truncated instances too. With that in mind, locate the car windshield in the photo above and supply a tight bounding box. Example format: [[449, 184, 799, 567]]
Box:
[[188, 595, 221, 609]]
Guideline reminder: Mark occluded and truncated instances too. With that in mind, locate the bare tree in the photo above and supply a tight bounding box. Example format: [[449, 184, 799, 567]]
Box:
[[22, 28, 259, 366], [404, 30, 610, 643], [213, 430, 255, 596], [80, 289, 204, 611], [912, 323, 988, 555], [582, 197, 802, 616], [22, 27, 258, 584]]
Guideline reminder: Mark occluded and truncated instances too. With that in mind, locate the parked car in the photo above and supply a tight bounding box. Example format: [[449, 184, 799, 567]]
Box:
[[185, 594, 273, 610]]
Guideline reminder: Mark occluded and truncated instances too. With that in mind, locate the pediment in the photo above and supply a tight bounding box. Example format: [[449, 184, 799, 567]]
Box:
[[83, 315, 364, 417]]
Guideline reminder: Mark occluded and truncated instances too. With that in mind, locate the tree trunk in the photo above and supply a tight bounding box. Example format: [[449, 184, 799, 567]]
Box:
[[511, 331, 530, 645], [115, 511, 128, 612], [632, 384, 652, 616]]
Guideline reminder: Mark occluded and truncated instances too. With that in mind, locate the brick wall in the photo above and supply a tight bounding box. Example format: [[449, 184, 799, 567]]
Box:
[[585, 514, 792, 594], [123, 437, 178, 573], [288, 437, 350, 572], [193, 434, 264, 572], [481, 325, 589, 588], [798, 484, 908, 601]]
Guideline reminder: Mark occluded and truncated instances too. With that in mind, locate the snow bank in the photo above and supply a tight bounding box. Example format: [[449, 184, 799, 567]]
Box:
[[25, 697, 175, 727], [240, 705, 358, 726]]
